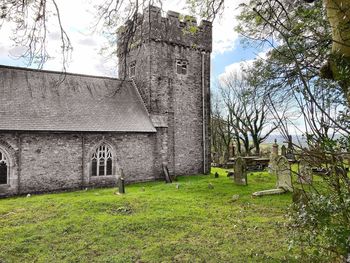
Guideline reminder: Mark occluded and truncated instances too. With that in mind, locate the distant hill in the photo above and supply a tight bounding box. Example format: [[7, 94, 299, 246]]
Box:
[[264, 134, 307, 146]]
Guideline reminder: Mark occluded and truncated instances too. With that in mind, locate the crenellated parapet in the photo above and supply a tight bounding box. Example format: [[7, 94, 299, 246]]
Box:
[[118, 6, 212, 54]]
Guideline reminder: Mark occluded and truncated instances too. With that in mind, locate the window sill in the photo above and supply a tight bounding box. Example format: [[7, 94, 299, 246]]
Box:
[[90, 175, 116, 179], [0, 184, 10, 189]]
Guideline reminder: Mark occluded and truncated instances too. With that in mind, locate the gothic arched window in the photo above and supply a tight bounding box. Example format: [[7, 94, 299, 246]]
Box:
[[91, 145, 113, 176], [0, 151, 8, 185]]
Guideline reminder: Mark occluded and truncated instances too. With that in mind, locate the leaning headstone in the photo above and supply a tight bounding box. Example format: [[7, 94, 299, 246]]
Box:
[[233, 157, 247, 185], [162, 164, 172, 183], [208, 183, 214, 189], [276, 156, 293, 192], [281, 145, 287, 157], [298, 160, 313, 184]]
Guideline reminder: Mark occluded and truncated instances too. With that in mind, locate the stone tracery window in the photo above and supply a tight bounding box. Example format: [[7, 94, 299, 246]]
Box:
[[0, 151, 8, 185], [91, 145, 113, 176]]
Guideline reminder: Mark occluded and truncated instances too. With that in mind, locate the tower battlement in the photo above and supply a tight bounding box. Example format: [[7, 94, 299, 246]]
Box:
[[118, 6, 212, 53]]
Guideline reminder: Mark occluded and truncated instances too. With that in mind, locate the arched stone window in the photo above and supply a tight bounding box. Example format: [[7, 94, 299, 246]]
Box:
[[0, 150, 8, 185], [91, 144, 113, 176]]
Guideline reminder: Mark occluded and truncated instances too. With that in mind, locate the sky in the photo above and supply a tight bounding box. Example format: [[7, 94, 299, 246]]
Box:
[[0, 0, 262, 82]]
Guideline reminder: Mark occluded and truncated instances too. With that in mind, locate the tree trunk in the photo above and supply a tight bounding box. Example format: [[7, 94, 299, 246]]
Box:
[[251, 134, 260, 155], [324, 0, 350, 104]]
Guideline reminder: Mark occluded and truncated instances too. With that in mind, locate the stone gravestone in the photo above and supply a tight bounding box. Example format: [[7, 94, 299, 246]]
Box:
[[298, 160, 313, 184], [162, 163, 172, 183], [233, 157, 247, 185], [276, 156, 293, 192], [268, 140, 279, 175], [281, 145, 287, 157], [252, 156, 293, 197], [286, 135, 295, 160]]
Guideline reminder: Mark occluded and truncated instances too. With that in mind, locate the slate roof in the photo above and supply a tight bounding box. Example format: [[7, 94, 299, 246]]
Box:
[[0, 65, 156, 132]]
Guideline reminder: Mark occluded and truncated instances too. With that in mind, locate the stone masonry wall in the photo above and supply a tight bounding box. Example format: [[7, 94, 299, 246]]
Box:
[[0, 132, 160, 196], [117, 6, 211, 176]]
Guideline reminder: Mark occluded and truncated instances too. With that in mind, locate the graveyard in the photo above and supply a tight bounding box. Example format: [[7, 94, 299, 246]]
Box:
[[0, 165, 329, 262], [0, 169, 291, 262]]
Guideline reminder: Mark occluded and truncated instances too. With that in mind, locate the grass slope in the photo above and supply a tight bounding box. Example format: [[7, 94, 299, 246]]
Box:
[[1, 168, 300, 262]]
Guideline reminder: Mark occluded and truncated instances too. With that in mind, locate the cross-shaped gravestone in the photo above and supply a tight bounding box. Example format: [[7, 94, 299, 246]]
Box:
[[233, 157, 247, 186]]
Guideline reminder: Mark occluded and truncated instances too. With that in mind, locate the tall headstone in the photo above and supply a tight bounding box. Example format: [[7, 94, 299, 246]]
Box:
[[281, 145, 287, 157], [276, 156, 293, 192], [271, 139, 279, 156], [298, 160, 313, 184], [286, 135, 295, 160], [269, 140, 279, 176], [233, 157, 247, 185]]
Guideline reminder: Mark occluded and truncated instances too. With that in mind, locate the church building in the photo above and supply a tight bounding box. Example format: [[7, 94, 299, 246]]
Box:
[[0, 6, 211, 197]]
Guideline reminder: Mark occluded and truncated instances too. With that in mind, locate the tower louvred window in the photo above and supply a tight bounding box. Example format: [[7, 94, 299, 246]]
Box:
[[176, 60, 188, 75], [129, 61, 136, 77]]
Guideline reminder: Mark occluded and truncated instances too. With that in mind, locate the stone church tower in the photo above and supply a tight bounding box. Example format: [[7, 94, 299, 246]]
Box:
[[118, 6, 212, 176]]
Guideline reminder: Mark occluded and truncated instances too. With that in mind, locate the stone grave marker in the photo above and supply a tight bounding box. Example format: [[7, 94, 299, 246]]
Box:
[[276, 156, 293, 192], [233, 157, 247, 185], [252, 156, 293, 197], [281, 145, 287, 157], [268, 155, 278, 176], [286, 135, 295, 160], [298, 160, 313, 184], [162, 164, 172, 183], [118, 177, 125, 194], [271, 139, 279, 156]]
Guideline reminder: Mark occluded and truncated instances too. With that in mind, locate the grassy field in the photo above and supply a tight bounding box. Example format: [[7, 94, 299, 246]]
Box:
[[0, 168, 312, 262]]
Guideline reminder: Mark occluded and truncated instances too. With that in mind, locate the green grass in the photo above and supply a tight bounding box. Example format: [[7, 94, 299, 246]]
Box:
[[0, 168, 306, 262]]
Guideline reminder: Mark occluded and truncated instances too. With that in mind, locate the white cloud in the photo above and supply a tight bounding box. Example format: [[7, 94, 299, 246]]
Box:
[[218, 49, 270, 82], [218, 60, 253, 83], [0, 0, 247, 76]]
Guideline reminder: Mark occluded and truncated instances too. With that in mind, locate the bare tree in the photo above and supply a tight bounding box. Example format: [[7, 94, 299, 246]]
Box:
[[0, 0, 71, 70], [219, 69, 279, 155], [211, 93, 232, 163]]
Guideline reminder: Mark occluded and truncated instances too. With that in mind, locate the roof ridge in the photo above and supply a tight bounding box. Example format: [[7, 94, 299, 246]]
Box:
[[0, 64, 130, 81]]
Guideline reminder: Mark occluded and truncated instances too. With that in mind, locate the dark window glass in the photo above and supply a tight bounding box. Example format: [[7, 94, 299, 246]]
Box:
[[177, 64, 182, 74], [92, 159, 97, 176], [106, 158, 112, 175], [0, 162, 7, 184], [99, 159, 105, 176], [182, 65, 187, 75]]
